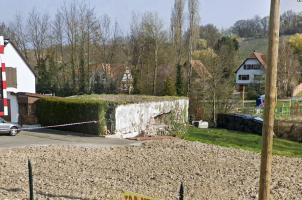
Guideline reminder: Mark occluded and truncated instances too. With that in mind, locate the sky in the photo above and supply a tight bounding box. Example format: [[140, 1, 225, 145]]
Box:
[[1, 0, 302, 33]]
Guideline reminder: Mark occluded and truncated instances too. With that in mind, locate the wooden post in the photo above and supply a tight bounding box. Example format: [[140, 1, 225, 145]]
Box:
[[258, 0, 280, 200]]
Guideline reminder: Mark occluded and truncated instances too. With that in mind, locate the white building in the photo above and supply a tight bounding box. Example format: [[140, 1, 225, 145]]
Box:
[[235, 51, 266, 91], [0, 36, 36, 123]]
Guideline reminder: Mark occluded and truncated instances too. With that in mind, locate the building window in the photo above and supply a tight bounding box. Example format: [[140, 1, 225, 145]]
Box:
[[243, 64, 261, 70], [239, 75, 249, 80], [254, 75, 264, 81], [6, 67, 17, 88]]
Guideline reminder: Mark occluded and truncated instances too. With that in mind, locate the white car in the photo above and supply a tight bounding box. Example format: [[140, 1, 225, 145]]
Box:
[[0, 118, 20, 136]]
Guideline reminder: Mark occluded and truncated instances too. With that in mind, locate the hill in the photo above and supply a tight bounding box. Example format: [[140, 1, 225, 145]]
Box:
[[238, 36, 289, 62], [238, 37, 268, 61]]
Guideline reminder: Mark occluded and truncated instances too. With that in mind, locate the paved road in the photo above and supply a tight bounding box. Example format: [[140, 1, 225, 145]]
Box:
[[0, 129, 141, 148]]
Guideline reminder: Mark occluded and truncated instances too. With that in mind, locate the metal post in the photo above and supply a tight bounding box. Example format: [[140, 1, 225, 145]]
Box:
[[258, 0, 280, 199], [28, 159, 34, 200], [178, 182, 184, 200]]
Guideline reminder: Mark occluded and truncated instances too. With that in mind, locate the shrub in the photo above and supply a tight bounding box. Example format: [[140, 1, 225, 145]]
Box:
[[36, 97, 112, 135]]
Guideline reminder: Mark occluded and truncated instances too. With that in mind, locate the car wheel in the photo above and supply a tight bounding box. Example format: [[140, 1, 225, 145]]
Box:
[[9, 127, 18, 136]]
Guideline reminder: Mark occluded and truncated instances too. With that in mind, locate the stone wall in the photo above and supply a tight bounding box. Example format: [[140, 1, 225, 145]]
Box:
[[113, 99, 189, 138]]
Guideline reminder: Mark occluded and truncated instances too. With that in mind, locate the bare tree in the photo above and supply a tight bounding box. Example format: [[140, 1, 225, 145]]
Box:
[[27, 9, 50, 66], [100, 14, 111, 63], [277, 39, 300, 97], [62, 2, 79, 90], [142, 12, 166, 95], [187, 0, 200, 96], [10, 15, 29, 59]]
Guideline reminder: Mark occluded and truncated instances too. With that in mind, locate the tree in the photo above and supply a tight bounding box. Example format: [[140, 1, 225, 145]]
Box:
[[199, 24, 221, 48], [214, 36, 239, 78], [164, 78, 176, 96], [9, 15, 29, 59], [175, 64, 184, 95], [277, 39, 300, 97], [27, 9, 50, 92], [171, 0, 185, 96], [171, 0, 185, 65], [141, 12, 166, 95], [187, 0, 200, 96], [195, 48, 235, 125]]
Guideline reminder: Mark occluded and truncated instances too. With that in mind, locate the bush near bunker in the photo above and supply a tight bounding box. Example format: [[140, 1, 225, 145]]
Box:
[[36, 97, 110, 135]]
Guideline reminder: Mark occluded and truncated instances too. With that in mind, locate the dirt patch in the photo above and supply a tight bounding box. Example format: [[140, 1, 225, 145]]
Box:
[[0, 140, 301, 199]]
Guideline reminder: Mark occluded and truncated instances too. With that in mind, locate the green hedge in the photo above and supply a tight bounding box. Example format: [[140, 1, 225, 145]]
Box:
[[36, 97, 111, 135]]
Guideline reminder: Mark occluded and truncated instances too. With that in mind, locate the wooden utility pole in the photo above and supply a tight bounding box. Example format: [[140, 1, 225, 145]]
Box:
[[258, 0, 280, 200]]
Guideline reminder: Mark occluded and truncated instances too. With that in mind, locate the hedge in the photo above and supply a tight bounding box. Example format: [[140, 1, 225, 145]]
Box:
[[36, 97, 112, 135]]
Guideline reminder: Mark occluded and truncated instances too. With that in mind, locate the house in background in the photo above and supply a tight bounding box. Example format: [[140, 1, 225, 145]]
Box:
[[90, 63, 133, 94], [235, 51, 266, 92], [119, 66, 133, 94], [0, 36, 36, 123]]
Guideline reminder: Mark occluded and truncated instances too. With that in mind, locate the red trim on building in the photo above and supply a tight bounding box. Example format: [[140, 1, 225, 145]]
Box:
[[1, 63, 5, 71], [0, 112, 3, 116], [3, 99, 8, 107], [0, 45, 4, 54], [2, 82, 7, 89]]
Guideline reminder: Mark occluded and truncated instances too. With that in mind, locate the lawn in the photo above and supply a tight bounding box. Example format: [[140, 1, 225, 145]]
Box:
[[185, 127, 302, 158]]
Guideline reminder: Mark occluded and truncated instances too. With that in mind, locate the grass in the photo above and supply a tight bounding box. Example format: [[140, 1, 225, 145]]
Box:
[[185, 127, 302, 158], [238, 36, 288, 61], [69, 94, 187, 104], [238, 37, 268, 61]]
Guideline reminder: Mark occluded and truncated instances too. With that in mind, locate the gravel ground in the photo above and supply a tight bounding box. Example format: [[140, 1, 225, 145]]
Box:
[[0, 139, 302, 200]]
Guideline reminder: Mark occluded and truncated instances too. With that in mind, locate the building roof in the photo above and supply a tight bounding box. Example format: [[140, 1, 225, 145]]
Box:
[[4, 39, 37, 77], [91, 63, 131, 82], [235, 51, 267, 73], [250, 51, 267, 68]]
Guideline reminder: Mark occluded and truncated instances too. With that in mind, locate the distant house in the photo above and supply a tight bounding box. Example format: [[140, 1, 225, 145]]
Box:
[[91, 63, 133, 94], [0, 36, 36, 123], [119, 66, 133, 94], [235, 51, 266, 91]]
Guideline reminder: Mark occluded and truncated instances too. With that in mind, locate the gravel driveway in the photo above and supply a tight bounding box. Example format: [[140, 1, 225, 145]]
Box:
[[0, 139, 301, 199]]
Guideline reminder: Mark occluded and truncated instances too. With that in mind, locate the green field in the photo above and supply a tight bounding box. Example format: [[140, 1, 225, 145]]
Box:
[[238, 36, 289, 61], [185, 127, 302, 158], [238, 37, 268, 61]]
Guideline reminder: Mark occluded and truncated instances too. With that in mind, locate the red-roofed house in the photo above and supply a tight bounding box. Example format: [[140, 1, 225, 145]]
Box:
[[235, 51, 266, 91]]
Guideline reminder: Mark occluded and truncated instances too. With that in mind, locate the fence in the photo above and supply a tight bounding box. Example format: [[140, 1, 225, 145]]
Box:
[[235, 98, 302, 120], [26, 159, 185, 200]]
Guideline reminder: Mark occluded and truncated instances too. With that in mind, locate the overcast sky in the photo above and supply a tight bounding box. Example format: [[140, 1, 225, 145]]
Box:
[[1, 0, 302, 33]]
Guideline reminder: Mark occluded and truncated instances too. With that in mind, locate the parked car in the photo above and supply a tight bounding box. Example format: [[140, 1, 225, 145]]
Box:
[[0, 118, 21, 136], [217, 113, 263, 135]]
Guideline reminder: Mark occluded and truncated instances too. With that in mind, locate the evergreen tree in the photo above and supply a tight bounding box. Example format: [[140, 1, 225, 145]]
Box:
[[175, 64, 184, 96], [164, 78, 176, 96]]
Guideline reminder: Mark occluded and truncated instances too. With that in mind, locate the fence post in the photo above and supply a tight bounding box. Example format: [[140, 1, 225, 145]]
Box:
[[178, 182, 184, 200], [28, 159, 34, 200]]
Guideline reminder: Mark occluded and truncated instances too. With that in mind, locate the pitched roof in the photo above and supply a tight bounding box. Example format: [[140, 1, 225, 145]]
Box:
[[235, 51, 267, 73], [4, 39, 37, 77], [91, 63, 130, 82], [250, 51, 267, 68]]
